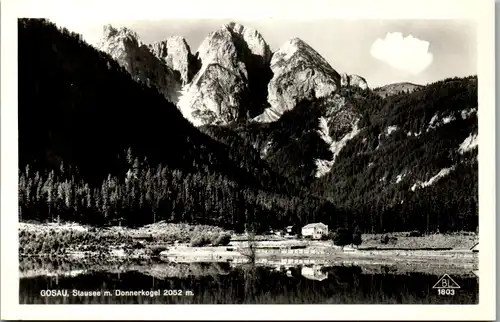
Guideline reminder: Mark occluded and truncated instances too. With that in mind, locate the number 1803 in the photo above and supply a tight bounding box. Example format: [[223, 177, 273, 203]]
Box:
[[438, 289, 455, 296]]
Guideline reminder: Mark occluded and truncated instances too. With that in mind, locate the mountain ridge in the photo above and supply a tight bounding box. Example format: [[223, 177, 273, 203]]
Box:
[[374, 82, 423, 98]]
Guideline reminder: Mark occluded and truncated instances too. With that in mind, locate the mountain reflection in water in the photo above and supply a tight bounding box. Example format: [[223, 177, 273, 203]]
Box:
[[19, 259, 478, 304]]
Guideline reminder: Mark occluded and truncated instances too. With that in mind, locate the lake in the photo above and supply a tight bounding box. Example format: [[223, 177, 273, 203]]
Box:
[[19, 257, 478, 304]]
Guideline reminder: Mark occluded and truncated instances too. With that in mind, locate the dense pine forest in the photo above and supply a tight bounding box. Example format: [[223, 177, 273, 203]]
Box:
[[17, 18, 478, 233]]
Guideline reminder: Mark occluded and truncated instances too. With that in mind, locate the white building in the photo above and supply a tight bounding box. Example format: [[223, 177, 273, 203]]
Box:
[[301, 265, 328, 281], [301, 223, 328, 239]]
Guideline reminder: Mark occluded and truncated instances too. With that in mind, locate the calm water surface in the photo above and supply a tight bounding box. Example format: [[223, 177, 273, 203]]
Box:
[[20, 260, 478, 304]]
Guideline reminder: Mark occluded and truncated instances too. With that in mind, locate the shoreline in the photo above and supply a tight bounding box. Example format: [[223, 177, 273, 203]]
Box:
[[19, 222, 479, 273]]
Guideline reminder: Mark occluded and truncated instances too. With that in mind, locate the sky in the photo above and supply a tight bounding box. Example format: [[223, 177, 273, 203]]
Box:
[[50, 18, 477, 88]]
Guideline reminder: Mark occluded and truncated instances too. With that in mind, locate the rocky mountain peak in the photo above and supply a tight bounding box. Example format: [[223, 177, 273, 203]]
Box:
[[178, 22, 273, 126], [97, 24, 181, 103], [148, 36, 195, 85], [101, 25, 140, 46], [271, 37, 328, 66], [223, 22, 272, 66], [253, 38, 341, 123], [195, 26, 243, 71], [99, 25, 141, 59]]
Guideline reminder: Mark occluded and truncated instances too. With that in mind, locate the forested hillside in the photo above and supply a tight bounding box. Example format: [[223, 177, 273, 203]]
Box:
[[313, 77, 478, 232], [200, 76, 478, 233], [17, 18, 345, 232], [197, 76, 478, 232], [214, 87, 385, 186], [229, 99, 334, 186]]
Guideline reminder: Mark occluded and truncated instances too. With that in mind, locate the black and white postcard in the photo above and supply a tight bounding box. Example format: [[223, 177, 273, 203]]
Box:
[[1, 0, 496, 320]]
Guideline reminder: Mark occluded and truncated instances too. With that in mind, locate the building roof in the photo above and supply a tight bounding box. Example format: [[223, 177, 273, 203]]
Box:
[[302, 274, 328, 281], [302, 222, 328, 229], [301, 266, 328, 281]]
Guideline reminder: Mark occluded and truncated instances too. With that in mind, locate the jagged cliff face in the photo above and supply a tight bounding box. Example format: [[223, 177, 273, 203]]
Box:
[[97, 25, 181, 103], [340, 73, 369, 90], [177, 25, 248, 126], [177, 22, 273, 126], [197, 22, 272, 69], [148, 36, 197, 85], [254, 38, 341, 123]]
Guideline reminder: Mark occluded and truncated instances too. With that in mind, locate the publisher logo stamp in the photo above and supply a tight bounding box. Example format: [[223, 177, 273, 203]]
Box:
[[433, 274, 460, 295]]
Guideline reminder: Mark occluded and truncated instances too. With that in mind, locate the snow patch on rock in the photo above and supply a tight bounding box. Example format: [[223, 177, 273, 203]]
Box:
[[427, 112, 460, 132], [395, 172, 406, 184], [317, 117, 332, 145], [407, 131, 422, 137], [461, 107, 477, 120], [458, 132, 478, 154], [315, 159, 334, 178], [410, 166, 455, 191], [442, 115, 456, 124], [330, 120, 360, 161], [260, 140, 273, 158], [386, 125, 398, 136], [428, 114, 439, 127], [315, 119, 360, 177]]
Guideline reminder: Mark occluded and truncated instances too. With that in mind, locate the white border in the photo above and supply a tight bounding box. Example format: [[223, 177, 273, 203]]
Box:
[[1, 0, 496, 320]]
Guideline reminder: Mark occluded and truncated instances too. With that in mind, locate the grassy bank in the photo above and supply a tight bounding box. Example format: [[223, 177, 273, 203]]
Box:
[[19, 221, 230, 258], [361, 232, 478, 250]]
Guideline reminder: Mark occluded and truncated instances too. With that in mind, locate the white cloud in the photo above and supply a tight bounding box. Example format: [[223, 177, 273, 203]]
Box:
[[370, 32, 433, 74]]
